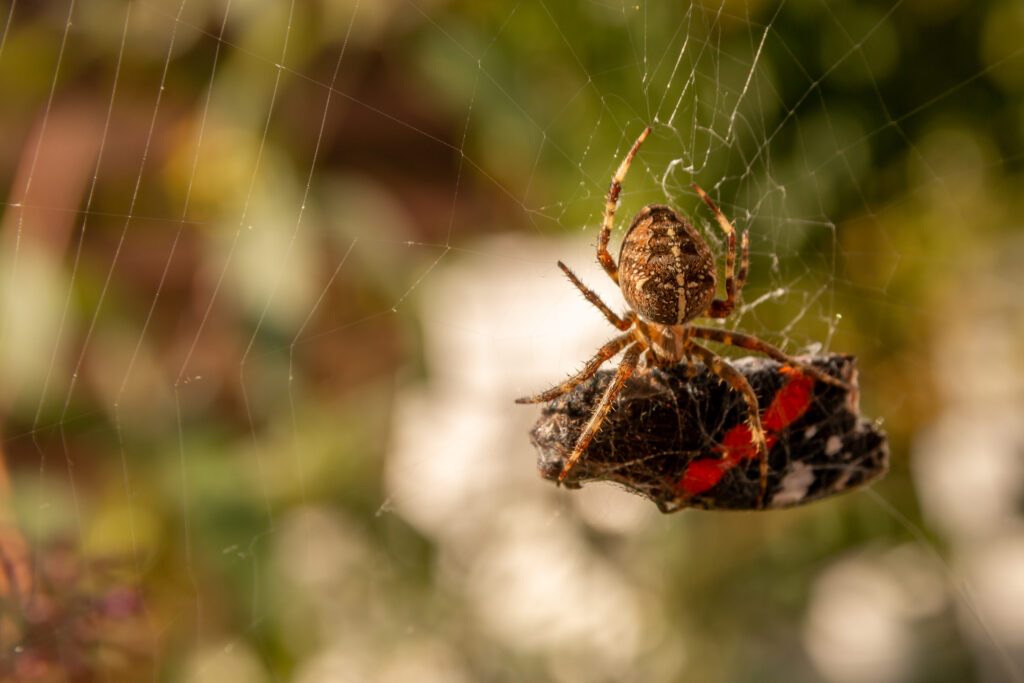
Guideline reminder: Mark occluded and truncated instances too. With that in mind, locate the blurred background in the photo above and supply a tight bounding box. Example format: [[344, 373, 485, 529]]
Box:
[[1, 0, 1023, 681]]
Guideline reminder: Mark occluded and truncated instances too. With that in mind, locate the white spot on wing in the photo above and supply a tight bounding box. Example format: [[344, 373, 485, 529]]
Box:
[[825, 435, 842, 456], [771, 461, 815, 507]]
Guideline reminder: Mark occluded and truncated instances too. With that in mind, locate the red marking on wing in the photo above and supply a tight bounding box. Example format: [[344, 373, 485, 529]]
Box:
[[678, 368, 814, 496], [680, 459, 727, 494]]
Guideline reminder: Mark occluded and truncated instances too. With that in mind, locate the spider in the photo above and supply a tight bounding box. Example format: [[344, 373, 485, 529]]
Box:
[[516, 126, 850, 504]]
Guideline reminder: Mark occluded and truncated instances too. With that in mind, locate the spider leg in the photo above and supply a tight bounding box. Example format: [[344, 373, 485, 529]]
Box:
[[736, 230, 749, 292], [689, 326, 851, 390], [557, 261, 633, 331], [515, 332, 636, 404], [558, 342, 643, 484], [692, 184, 749, 318], [687, 340, 770, 507], [599, 126, 652, 284]]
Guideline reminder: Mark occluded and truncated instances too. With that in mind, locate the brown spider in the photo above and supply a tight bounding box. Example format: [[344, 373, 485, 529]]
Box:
[[516, 126, 850, 504]]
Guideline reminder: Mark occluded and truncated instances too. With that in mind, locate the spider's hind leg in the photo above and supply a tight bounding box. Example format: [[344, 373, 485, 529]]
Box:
[[598, 127, 652, 284], [693, 185, 749, 319], [557, 261, 633, 331]]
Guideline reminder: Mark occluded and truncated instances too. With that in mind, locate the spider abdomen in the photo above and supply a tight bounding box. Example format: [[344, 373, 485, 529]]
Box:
[[618, 204, 716, 325]]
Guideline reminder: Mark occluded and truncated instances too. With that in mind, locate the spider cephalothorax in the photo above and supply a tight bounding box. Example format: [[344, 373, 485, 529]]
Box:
[[516, 126, 850, 505]]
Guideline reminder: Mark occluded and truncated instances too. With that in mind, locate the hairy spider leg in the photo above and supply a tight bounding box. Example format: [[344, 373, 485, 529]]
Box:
[[558, 343, 643, 484], [688, 326, 851, 390], [598, 126, 652, 284], [515, 332, 635, 404], [692, 184, 749, 319], [736, 231, 750, 292], [556, 261, 633, 331], [687, 341, 770, 506]]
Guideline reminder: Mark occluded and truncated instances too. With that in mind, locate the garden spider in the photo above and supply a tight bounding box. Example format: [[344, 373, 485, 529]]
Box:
[[516, 126, 850, 504]]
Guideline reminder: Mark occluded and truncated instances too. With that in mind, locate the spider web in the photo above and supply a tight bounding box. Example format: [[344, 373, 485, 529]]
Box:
[[1, 1, 1023, 680]]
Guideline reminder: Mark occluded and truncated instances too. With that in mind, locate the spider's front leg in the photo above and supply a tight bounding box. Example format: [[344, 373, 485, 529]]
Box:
[[515, 332, 634, 404], [558, 342, 643, 484], [598, 126, 652, 284], [687, 341, 770, 506], [689, 326, 851, 391]]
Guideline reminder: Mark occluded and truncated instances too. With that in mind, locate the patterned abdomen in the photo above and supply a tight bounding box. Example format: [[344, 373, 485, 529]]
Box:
[[618, 204, 716, 325]]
